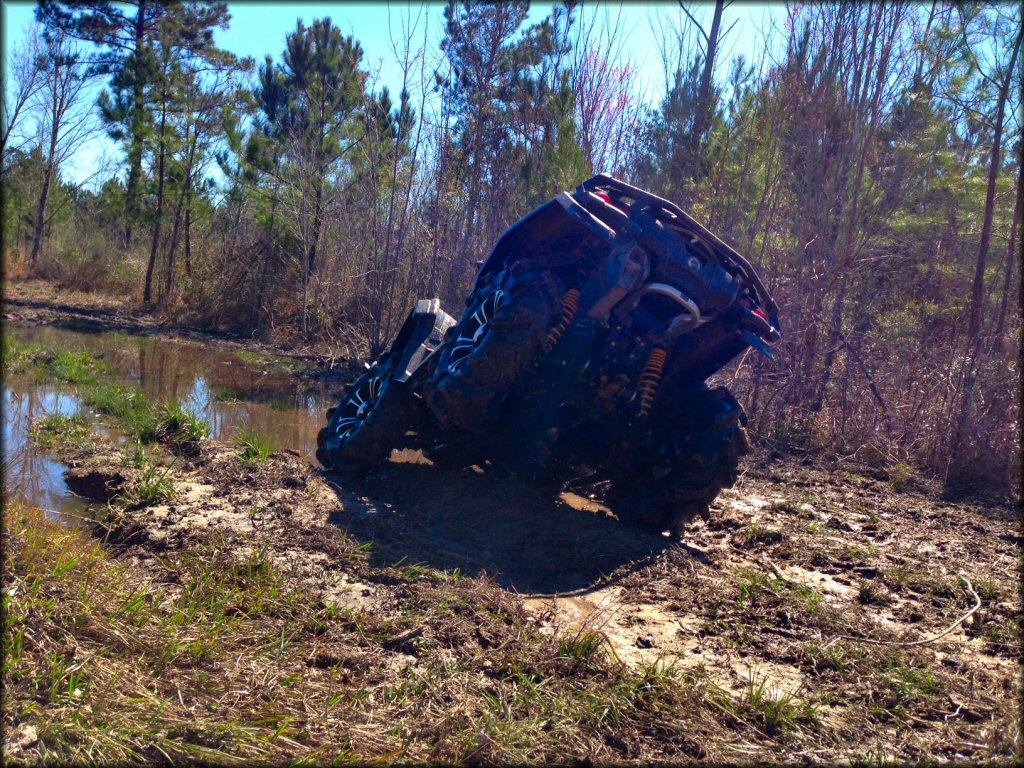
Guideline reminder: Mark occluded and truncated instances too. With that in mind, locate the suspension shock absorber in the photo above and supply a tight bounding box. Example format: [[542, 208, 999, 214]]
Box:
[[636, 346, 667, 417], [544, 288, 582, 353]]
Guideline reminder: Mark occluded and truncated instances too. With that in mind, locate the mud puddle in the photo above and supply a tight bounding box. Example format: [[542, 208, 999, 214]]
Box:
[[2, 324, 340, 517]]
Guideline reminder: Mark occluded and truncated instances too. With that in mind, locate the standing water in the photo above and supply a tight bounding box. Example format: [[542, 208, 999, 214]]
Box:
[[2, 324, 342, 519]]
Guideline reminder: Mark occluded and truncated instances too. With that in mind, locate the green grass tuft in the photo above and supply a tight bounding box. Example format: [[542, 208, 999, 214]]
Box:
[[50, 350, 112, 385], [212, 386, 239, 402], [31, 413, 92, 451], [1, 336, 47, 375], [152, 402, 210, 444], [117, 456, 175, 507], [739, 672, 818, 736], [557, 629, 606, 671], [80, 383, 208, 447], [237, 429, 274, 463], [2, 338, 112, 384]]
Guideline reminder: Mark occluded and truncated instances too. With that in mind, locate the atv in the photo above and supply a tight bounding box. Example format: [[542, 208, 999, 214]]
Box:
[[317, 174, 780, 536]]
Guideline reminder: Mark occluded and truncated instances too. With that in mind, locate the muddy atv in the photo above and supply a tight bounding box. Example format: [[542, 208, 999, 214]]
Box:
[[317, 174, 781, 536]]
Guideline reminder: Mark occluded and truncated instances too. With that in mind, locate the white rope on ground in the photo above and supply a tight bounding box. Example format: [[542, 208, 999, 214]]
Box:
[[829, 572, 982, 648]]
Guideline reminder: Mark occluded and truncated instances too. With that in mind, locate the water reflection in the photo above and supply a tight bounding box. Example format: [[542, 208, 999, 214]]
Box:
[[2, 324, 344, 518], [2, 383, 91, 519]]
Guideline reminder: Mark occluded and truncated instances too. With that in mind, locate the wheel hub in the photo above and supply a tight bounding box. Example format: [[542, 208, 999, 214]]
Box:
[[333, 375, 383, 440], [447, 288, 504, 374]]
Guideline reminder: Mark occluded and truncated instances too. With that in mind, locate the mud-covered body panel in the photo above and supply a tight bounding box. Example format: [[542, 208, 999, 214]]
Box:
[[390, 299, 456, 383]]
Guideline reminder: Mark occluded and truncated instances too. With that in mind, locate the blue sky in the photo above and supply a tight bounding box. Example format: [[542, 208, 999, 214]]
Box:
[[3, 1, 786, 186]]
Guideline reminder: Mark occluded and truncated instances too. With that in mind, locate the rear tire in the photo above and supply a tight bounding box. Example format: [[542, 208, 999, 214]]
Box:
[[610, 386, 749, 537], [424, 259, 560, 431]]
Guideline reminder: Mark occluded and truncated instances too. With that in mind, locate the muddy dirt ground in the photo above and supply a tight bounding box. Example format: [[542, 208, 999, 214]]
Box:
[[4, 285, 1021, 762], [52, 419, 1022, 761]]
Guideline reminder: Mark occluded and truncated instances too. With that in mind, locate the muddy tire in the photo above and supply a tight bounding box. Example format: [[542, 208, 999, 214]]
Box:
[[610, 387, 749, 537], [316, 360, 418, 472], [425, 260, 560, 431]]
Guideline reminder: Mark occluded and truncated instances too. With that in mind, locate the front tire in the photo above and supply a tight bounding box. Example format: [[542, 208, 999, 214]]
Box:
[[316, 360, 419, 472]]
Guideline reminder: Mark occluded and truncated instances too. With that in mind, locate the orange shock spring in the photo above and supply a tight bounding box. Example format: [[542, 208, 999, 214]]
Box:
[[636, 347, 667, 417], [544, 288, 582, 352]]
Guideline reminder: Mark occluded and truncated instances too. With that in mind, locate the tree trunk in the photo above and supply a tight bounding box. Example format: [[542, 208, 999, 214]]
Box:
[[165, 189, 185, 299], [30, 87, 62, 265], [951, 25, 1022, 473], [965, 26, 1021, 347], [184, 194, 192, 276], [308, 176, 324, 276], [691, 0, 724, 181], [30, 162, 54, 265], [993, 160, 1023, 345], [124, 0, 147, 252], [165, 121, 199, 298], [143, 86, 168, 305]]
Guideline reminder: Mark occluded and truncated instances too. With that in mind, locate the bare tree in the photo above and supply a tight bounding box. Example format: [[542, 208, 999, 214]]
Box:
[[1, 25, 46, 171], [961, 13, 1022, 347], [29, 28, 98, 264], [570, 4, 646, 176]]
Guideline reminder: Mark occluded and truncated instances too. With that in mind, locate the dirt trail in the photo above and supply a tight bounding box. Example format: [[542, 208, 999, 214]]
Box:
[[2, 278, 358, 376]]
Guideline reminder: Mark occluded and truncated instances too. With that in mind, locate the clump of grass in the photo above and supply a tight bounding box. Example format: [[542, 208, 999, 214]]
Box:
[[80, 383, 207, 448], [213, 386, 239, 402], [857, 580, 890, 606], [881, 562, 911, 591], [887, 662, 942, 700], [120, 439, 148, 469], [270, 396, 291, 412], [888, 462, 914, 490], [81, 381, 150, 423], [736, 570, 788, 605], [769, 498, 804, 515], [237, 429, 274, 463], [234, 348, 314, 376], [973, 577, 999, 601], [1, 505, 328, 763], [804, 641, 867, 673], [1, 336, 47, 375], [737, 673, 818, 737], [49, 350, 112, 385], [844, 542, 879, 561], [151, 401, 209, 444], [31, 413, 91, 451], [743, 523, 784, 546], [871, 660, 944, 719], [557, 629, 606, 671], [8, 339, 206, 451], [735, 569, 824, 615], [1, 338, 112, 385], [117, 456, 175, 507]]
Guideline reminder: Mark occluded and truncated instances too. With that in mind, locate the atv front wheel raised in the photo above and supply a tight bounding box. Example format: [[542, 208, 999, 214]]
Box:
[[424, 259, 561, 431], [610, 386, 750, 537], [316, 360, 419, 472]]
